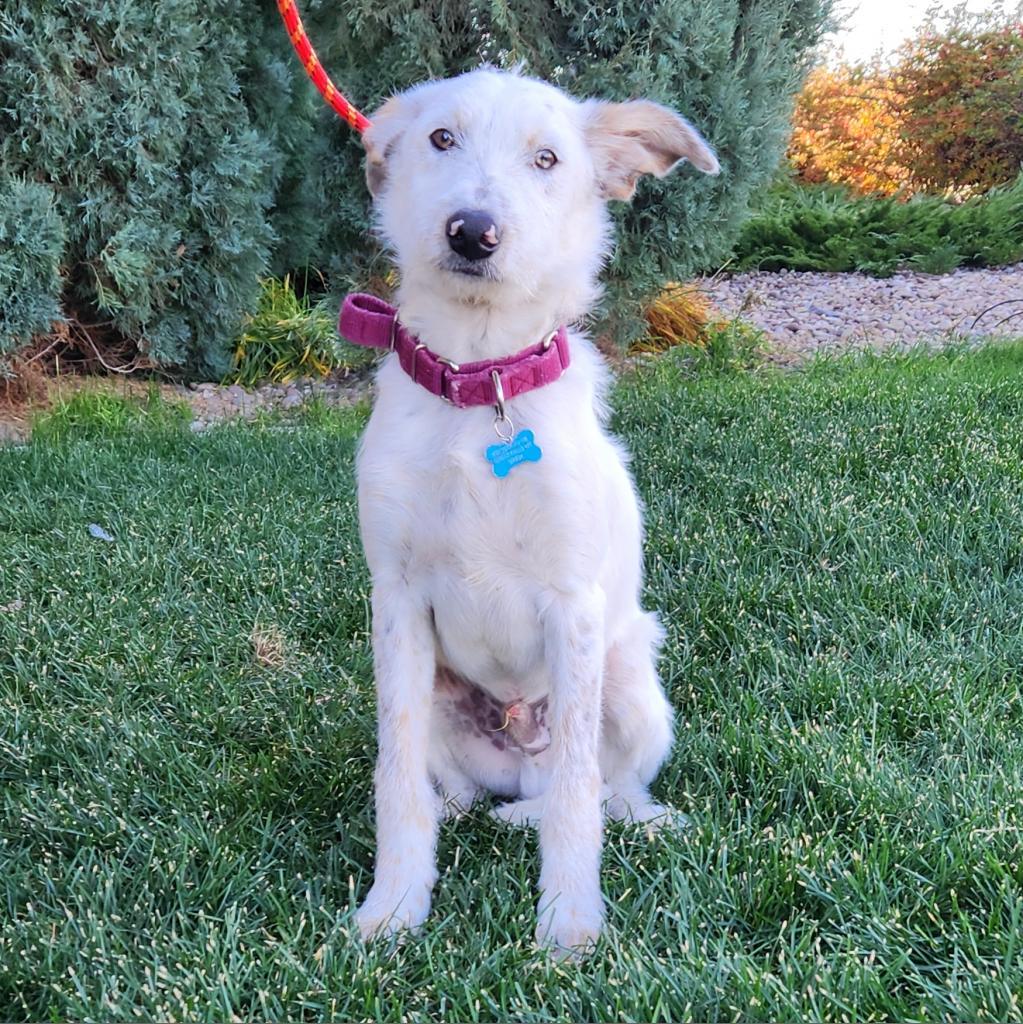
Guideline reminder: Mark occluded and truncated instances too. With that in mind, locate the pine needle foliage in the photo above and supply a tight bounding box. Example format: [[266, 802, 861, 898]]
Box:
[[306, 0, 835, 345], [733, 173, 1023, 275], [0, 0, 322, 375], [0, 177, 66, 348], [1, 0, 833, 370]]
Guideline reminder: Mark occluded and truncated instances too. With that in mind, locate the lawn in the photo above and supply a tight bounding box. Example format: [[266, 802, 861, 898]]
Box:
[[3, 345, 1023, 1022]]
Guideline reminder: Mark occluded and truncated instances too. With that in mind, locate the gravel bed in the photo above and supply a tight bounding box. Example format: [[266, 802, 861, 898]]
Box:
[[176, 370, 371, 432], [699, 263, 1023, 361], [180, 264, 1022, 427]]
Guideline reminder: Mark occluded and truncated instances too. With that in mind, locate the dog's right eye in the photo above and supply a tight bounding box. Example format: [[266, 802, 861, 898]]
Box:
[[430, 128, 456, 151]]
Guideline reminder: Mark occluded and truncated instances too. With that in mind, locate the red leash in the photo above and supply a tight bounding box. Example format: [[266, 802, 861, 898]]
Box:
[[276, 0, 371, 134]]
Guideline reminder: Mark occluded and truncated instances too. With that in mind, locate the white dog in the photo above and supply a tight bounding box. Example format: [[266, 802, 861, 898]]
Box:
[[346, 67, 718, 954]]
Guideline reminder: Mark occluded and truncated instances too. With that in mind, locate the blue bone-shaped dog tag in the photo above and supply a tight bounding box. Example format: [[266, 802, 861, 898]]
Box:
[[486, 429, 542, 478]]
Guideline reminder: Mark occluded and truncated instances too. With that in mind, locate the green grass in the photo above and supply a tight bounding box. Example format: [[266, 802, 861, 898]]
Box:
[[29, 385, 192, 443], [731, 173, 1023, 276], [3, 344, 1023, 1021]]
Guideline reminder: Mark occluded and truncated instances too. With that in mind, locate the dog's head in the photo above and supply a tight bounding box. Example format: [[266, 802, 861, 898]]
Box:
[[363, 69, 718, 315]]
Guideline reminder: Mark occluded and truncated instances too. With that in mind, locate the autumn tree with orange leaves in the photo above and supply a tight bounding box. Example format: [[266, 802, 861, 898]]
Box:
[[898, 21, 1023, 194], [789, 63, 907, 195], [790, 10, 1023, 197]]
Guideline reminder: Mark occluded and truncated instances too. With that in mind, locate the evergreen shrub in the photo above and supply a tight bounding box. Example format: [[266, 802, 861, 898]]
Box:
[[732, 173, 1023, 275], [1, 0, 833, 371], [0, 0, 321, 375], [0, 177, 66, 352], [310, 0, 833, 344]]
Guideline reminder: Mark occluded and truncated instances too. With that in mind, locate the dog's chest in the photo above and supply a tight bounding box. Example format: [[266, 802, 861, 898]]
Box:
[[419, 443, 552, 580], [361, 416, 577, 685], [364, 398, 560, 557]]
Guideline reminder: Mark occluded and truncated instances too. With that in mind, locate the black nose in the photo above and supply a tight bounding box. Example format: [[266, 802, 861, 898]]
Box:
[[446, 209, 500, 261]]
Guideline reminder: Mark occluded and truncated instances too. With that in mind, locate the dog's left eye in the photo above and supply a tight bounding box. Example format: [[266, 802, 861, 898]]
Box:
[[534, 149, 558, 170], [430, 128, 456, 151]]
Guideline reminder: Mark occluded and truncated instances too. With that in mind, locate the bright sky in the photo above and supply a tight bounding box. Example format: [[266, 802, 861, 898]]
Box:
[[824, 0, 1004, 62]]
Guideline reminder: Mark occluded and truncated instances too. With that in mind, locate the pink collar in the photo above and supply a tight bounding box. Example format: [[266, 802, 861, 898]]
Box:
[[338, 293, 571, 409]]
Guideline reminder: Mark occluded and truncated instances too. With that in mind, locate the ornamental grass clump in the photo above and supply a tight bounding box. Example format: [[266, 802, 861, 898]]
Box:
[[638, 284, 720, 353], [230, 277, 342, 386], [636, 283, 768, 372]]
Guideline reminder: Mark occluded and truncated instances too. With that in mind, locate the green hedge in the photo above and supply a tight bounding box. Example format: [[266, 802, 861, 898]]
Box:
[[1, 0, 832, 371], [0, 0, 319, 375], [732, 173, 1023, 276], [311, 0, 834, 344], [0, 177, 66, 350]]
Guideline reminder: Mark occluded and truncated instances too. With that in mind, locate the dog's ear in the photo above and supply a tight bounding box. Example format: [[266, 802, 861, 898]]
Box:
[[362, 95, 408, 197], [584, 99, 719, 201]]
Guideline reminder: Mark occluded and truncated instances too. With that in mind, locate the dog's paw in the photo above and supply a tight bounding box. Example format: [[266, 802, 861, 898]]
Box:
[[535, 891, 604, 959], [491, 795, 545, 827], [628, 803, 690, 837], [605, 793, 690, 835], [441, 790, 480, 821], [638, 804, 690, 836], [354, 882, 432, 941]]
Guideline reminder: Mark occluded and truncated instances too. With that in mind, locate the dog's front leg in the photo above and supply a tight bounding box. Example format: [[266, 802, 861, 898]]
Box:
[[355, 584, 440, 939], [536, 588, 606, 955]]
